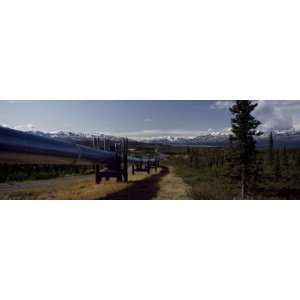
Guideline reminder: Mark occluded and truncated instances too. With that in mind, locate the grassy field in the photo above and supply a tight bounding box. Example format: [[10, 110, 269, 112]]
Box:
[[167, 155, 239, 199], [0, 172, 151, 200], [167, 151, 300, 200]]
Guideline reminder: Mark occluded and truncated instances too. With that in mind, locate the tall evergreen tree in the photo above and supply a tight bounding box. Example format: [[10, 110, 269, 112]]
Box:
[[186, 147, 191, 155], [194, 152, 200, 168], [282, 146, 289, 168], [229, 100, 262, 198], [268, 131, 274, 164], [296, 152, 300, 170], [274, 151, 281, 179]]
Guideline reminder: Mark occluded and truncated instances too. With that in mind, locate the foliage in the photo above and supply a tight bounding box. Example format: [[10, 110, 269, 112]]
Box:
[[168, 146, 300, 200], [0, 164, 93, 183], [269, 132, 274, 164]]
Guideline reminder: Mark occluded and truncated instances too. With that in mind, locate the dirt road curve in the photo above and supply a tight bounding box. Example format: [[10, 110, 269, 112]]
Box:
[[0, 166, 191, 200]]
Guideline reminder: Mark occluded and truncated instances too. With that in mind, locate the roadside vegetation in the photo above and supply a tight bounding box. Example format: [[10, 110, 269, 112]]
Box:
[[168, 147, 300, 199], [0, 164, 95, 183]]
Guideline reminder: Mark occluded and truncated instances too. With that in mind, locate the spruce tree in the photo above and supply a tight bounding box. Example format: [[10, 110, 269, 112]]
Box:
[[296, 152, 300, 170], [296, 152, 300, 183], [194, 152, 200, 168], [229, 100, 262, 198], [186, 147, 191, 155], [282, 146, 289, 168], [274, 151, 281, 179], [268, 131, 274, 165]]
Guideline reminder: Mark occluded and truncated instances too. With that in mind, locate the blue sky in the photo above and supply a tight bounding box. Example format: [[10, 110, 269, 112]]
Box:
[[0, 101, 231, 138], [1, 100, 300, 139]]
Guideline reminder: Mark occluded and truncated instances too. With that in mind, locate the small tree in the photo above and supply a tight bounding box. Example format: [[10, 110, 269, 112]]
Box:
[[282, 146, 289, 168], [194, 152, 200, 168], [186, 147, 191, 155], [229, 100, 262, 198], [268, 131, 274, 165], [274, 151, 281, 179], [296, 152, 300, 169]]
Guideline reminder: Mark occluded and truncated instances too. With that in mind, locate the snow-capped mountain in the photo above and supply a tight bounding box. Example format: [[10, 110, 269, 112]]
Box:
[[3, 125, 300, 148], [143, 129, 300, 148], [20, 130, 122, 149], [26, 130, 116, 141]]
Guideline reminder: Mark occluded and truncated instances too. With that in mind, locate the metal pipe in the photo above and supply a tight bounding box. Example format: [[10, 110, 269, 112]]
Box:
[[0, 127, 117, 165], [127, 157, 155, 164], [0, 127, 159, 167]]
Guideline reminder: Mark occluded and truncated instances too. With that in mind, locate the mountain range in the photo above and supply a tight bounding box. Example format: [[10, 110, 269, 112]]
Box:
[[142, 129, 300, 148], [21, 128, 300, 149]]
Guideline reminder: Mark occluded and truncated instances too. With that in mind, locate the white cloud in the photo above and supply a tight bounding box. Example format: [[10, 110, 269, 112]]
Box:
[[102, 128, 230, 140], [13, 124, 36, 131], [211, 100, 300, 132], [143, 118, 153, 122], [210, 100, 234, 109], [103, 129, 198, 139], [254, 101, 295, 131], [6, 100, 32, 104], [294, 123, 300, 131]]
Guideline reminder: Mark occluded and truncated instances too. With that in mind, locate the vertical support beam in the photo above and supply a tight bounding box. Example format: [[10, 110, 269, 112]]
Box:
[[93, 136, 100, 183], [147, 160, 150, 174], [95, 164, 100, 184]]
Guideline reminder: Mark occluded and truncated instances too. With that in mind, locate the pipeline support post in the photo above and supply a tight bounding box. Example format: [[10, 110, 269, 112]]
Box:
[[147, 160, 151, 174], [95, 138, 128, 184], [95, 164, 100, 184]]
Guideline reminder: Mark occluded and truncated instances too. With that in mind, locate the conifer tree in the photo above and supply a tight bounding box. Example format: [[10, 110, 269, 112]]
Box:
[[274, 151, 281, 179], [194, 152, 200, 168], [229, 100, 262, 198], [186, 147, 191, 155], [282, 146, 289, 168], [268, 131, 274, 164], [296, 152, 300, 170]]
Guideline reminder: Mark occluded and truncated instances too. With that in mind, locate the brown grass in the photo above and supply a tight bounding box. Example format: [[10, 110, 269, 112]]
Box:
[[0, 165, 192, 200], [0, 170, 157, 200], [154, 166, 191, 200]]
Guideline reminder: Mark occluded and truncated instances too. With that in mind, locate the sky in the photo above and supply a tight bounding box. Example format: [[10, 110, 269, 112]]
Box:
[[1, 100, 300, 139]]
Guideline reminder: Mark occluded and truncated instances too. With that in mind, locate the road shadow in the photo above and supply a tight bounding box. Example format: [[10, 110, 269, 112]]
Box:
[[97, 166, 169, 200]]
